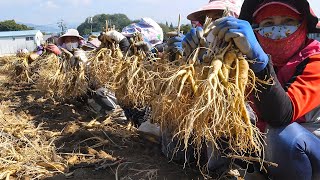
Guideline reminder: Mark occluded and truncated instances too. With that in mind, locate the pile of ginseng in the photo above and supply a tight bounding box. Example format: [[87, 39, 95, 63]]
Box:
[[0, 102, 66, 179], [0, 55, 34, 83], [32, 18, 265, 171], [153, 45, 264, 163], [36, 50, 89, 99], [88, 33, 166, 109], [106, 18, 265, 170]]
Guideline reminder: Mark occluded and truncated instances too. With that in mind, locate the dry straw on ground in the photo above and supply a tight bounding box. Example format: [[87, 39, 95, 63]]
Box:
[[0, 102, 66, 179], [0, 55, 34, 83]]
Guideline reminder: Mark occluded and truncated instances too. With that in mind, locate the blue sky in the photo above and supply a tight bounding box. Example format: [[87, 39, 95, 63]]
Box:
[[0, 0, 206, 26], [0, 0, 319, 27]]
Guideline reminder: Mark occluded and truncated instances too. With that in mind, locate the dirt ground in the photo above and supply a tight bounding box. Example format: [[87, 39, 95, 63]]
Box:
[[0, 61, 212, 180]]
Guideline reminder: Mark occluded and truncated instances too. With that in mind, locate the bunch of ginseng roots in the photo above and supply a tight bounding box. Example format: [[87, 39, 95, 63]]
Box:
[[33, 19, 265, 171], [87, 35, 168, 109], [36, 45, 125, 100], [36, 50, 89, 99], [100, 18, 266, 170], [0, 102, 66, 179], [0, 55, 35, 83]]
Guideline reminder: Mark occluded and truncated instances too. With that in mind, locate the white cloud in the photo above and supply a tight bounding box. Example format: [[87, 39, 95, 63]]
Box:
[[69, 0, 92, 6], [40, 1, 59, 9]]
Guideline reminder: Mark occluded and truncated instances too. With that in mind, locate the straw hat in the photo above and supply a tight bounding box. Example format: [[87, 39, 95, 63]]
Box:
[[82, 38, 101, 50]]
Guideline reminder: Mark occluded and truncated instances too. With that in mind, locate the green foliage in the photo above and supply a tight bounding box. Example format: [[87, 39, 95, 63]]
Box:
[[159, 23, 191, 40], [77, 14, 131, 35], [169, 23, 174, 29], [0, 20, 33, 31], [158, 23, 175, 39], [131, 19, 140, 24], [180, 24, 191, 34], [76, 13, 192, 41]]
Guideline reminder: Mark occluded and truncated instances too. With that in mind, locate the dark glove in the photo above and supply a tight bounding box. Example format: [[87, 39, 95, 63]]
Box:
[[212, 17, 269, 72], [151, 43, 165, 53], [166, 34, 185, 61], [182, 27, 207, 61]]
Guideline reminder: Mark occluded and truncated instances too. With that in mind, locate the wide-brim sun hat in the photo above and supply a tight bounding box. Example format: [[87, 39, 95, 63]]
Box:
[[187, 0, 242, 21], [239, 0, 320, 33], [58, 29, 84, 45], [82, 38, 101, 49]]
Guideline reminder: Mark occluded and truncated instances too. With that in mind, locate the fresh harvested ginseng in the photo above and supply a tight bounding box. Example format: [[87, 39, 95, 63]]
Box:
[[36, 51, 89, 99], [149, 18, 265, 172]]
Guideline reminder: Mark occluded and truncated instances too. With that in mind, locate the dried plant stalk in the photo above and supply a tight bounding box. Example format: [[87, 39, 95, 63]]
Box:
[[36, 54, 89, 99], [0, 102, 66, 179]]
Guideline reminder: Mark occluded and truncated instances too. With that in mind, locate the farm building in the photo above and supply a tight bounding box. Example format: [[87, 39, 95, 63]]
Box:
[[0, 30, 43, 55]]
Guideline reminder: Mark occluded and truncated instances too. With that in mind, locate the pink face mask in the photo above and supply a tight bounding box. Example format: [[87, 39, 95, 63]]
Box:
[[255, 19, 308, 67]]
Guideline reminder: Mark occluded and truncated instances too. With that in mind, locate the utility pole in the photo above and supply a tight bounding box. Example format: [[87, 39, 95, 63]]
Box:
[[87, 16, 93, 34], [90, 16, 93, 34], [57, 19, 66, 35]]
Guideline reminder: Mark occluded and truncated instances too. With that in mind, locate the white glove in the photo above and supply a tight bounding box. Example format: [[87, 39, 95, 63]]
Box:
[[73, 49, 88, 63], [104, 30, 126, 43]]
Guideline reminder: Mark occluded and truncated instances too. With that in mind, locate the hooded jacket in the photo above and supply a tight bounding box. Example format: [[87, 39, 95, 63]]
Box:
[[240, 0, 320, 130]]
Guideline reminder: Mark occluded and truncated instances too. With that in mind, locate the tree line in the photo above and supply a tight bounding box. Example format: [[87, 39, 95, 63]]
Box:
[[0, 20, 33, 31], [77, 14, 191, 39], [0, 14, 191, 40]]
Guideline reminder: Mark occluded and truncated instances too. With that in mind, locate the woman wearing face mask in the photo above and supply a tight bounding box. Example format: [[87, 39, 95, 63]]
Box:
[[212, 0, 320, 179], [166, 0, 242, 61], [57, 29, 89, 66], [58, 29, 85, 52]]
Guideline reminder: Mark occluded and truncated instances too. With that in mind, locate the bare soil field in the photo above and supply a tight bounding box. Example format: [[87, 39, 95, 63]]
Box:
[[0, 58, 207, 180]]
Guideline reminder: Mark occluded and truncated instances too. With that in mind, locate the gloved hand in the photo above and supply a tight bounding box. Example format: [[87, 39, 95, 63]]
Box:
[[45, 44, 62, 55], [73, 49, 88, 63], [60, 47, 74, 59], [99, 30, 130, 53], [103, 30, 126, 43], [166, 33, 185, 61], [212, 17, 269, 72], [182, 27, 207, 61]]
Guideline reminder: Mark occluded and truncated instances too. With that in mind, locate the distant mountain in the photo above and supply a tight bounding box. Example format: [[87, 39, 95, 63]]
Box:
[[19, 22, 60, 34], [19, 22, 80, 34]]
